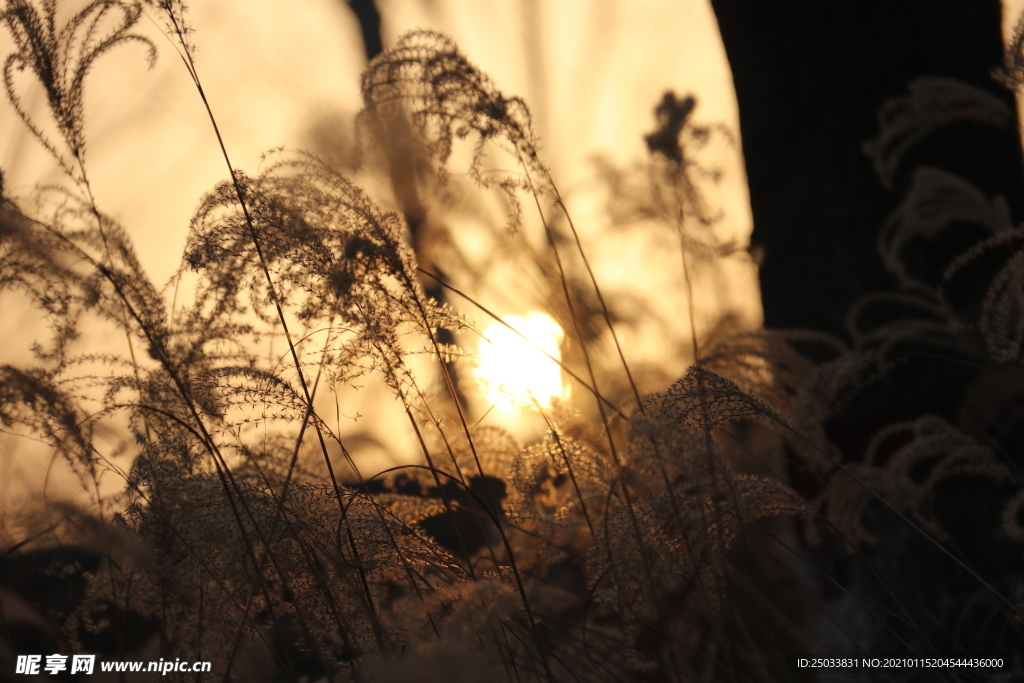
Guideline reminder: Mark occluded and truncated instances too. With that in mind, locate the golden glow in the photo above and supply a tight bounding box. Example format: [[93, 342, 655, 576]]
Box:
[[474, 313, 567, 410]]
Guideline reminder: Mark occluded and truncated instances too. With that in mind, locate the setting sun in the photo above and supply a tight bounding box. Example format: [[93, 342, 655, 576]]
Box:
[[473, 312, 568, 410]]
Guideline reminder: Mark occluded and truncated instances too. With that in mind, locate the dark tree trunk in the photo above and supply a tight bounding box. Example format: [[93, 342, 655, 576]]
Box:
[[348, 0, 384, 61], [711, 1, 1024, 457], [711, 0, 1024, 336]]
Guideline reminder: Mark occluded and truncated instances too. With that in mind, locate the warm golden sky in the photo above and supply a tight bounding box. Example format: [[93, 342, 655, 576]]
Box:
[[0, 0, 750, 281]]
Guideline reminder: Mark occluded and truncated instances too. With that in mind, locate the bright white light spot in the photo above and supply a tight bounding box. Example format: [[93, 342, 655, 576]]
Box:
[[474, 312, 567, 410]]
